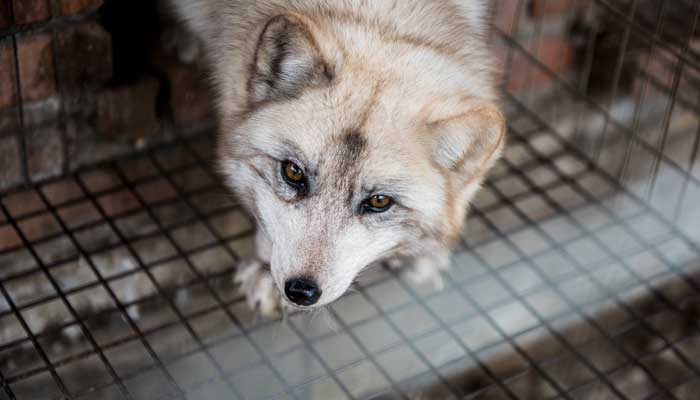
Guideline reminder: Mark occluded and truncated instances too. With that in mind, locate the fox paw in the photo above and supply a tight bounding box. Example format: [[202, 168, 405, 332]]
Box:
[[385, 257, 405, 270], [404, 254, 450, 290], [234, 260, 288, 317]]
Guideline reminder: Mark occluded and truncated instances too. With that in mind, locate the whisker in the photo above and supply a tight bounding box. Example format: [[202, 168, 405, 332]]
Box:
[[321, 307, 341, 335]]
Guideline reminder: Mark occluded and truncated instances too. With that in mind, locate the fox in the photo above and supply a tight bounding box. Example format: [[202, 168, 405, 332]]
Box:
[[167, 0, 506, 316]]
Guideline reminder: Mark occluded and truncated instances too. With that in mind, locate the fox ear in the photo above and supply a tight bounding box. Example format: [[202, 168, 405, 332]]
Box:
[[248, 14, 333, 104], [431, 101, 506, 180]]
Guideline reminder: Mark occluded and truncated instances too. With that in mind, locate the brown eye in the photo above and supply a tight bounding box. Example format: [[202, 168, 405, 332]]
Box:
[[363, 195, 394, 213], [282, 161, 308, 191]]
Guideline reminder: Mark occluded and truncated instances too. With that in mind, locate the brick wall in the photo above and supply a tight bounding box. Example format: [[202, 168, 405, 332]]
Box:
[[493, 0, 591, 95], [0, 0, 213, 191], [495, 0, 699, 100]]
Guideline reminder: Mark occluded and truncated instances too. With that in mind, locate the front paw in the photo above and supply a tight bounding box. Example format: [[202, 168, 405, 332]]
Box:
[[404, 254, 450, 290], [384, 256, 406, 271], [234, 260, 288, 317]]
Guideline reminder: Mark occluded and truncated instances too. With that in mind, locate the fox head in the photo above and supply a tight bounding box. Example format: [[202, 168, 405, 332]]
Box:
[[218, 9, 505, 308]]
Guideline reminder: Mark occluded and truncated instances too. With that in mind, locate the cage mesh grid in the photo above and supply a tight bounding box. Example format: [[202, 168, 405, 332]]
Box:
[[2, 0, 700, 399]]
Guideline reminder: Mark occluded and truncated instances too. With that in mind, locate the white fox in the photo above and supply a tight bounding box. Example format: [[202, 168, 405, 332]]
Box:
[[168, 0, 505, 315]]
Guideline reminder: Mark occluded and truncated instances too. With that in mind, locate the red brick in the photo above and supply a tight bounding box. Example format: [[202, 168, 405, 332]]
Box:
[[18, 34, 56, 102], [41, 179, 84, 205], [57, 201, 100, 228], [0, 224, 21, 252], [1, 189, 45, 217], [97, 78, 161, 141], [3, 189, 46, 218], [18, 212, 62, 241], [80, 169, 121, 192], [56, 21, 113, 92], [26, 126, 64, 181], [0, 109, 20, 137], [13, 0, 50, 24], [494, 0, 522, 34], [0, 42, 17, 108], [537, 37, 574, 74], [528, 0, 591, 18], [119, 158, 158, 181], [58, 0, 103, 16], [168, 63, 213, 126], [96, 190, 140, 217], [0, 135, 22, 189], [505, 36, 574, 93], [135, 179, 177, 203], [645, 47, 700, 92], [493, 44, 509, 83]]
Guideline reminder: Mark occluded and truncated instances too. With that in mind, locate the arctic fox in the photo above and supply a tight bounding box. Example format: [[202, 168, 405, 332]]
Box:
[[169, 0, 505, 315]]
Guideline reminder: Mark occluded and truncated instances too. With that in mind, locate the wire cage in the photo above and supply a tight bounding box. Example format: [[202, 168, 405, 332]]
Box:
[[1, 0, 700, 399]]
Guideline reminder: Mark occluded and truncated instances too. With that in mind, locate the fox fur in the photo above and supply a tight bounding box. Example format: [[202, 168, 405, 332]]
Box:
[[168, 0, 505, 315]]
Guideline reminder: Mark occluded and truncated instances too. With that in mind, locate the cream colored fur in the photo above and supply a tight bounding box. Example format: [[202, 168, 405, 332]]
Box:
[[169, 0, 505, 316]]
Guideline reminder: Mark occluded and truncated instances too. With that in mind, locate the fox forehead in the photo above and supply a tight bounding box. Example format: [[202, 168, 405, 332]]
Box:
[[246, 97, 440, 190], [244, 75, 433, 161]]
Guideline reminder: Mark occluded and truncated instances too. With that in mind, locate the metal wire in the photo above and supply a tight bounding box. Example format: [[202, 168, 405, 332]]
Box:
[[1, 0, 700, 399]]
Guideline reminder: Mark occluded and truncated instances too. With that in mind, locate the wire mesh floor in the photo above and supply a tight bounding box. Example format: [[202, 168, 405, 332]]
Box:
[[1, 89, 699, 399]]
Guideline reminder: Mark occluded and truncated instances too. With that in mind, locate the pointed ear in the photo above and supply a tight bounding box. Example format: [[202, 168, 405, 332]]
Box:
[[431, 101, 506, 180], [248, 14, 333, 104]]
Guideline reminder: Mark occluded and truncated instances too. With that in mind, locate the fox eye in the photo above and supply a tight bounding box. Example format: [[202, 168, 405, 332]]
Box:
[[281, 161, 308, 192], [362, 195, 394, 213]]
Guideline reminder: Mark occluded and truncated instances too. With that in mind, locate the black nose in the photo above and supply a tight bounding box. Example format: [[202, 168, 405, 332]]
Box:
[[284, 278, 322, 306]]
